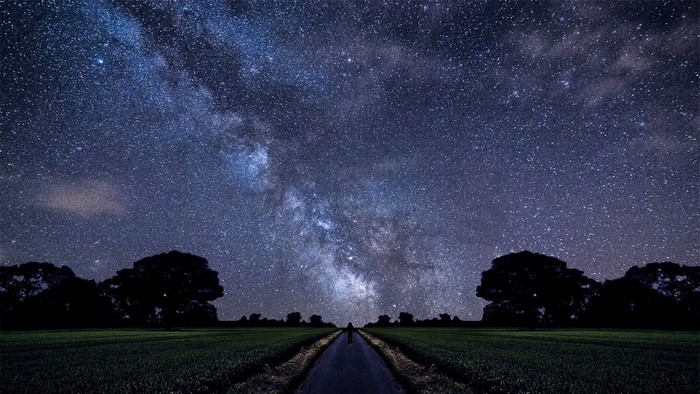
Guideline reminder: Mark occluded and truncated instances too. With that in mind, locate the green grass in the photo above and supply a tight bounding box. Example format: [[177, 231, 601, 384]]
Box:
[[364, 328, 700, 393], [1, 327, 335, 393]]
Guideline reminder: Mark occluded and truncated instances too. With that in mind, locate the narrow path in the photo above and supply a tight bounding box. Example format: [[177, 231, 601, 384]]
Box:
[[295, 331, 405, 394]]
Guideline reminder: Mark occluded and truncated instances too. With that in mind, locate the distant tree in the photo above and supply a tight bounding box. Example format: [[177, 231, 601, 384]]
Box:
[[377, 315, 391, 327], [265, 317, 285, 327], [286, 311, 302, 327], [249, 316, 285, 327], [308, 316, 336, 327], [439, 313, 451, 326], [249, 313, 261, 324], [101, 251, 223, 328], [309, 314, 323, 327], [398, 312, 414, 326], [477, 251, 598, 329]]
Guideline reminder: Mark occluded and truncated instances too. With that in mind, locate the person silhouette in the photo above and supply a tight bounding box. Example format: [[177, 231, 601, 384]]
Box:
[[346, 322, 354, 344]]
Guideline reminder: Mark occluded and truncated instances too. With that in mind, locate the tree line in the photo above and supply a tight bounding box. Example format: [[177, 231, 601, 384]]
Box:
[[365, 251, 699, 330], [2, 249, 698, 330], [0, 250, 336, 330], [223, 312, 335, 328], [1, 251, 220, 329], [364, 311, 481, 328]]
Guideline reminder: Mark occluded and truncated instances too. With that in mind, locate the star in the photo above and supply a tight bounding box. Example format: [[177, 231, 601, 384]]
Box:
[[1, 0, 697, 325]]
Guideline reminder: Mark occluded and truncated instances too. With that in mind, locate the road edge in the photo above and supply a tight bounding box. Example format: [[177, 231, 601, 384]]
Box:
[[230, 330, 341, 394], [359, 330, 470, 394]]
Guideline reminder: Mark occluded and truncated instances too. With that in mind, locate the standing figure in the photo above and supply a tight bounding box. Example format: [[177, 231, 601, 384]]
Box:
[[346, 322, 354, 344]]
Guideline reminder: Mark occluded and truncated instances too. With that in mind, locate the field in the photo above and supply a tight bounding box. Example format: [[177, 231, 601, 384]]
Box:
[[1, 327, 335, 393], [364, 328, 699, 393]]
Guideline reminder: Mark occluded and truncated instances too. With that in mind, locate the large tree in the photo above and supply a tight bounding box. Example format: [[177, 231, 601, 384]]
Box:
[[624, 262, 699, 307], [587, 262, 700, 328], [0, 262, 75, 312], [101, 251, 223, 328], [21, 277, 111, 328], [0, 262, 110, 328], [477, 251, 598, 329]]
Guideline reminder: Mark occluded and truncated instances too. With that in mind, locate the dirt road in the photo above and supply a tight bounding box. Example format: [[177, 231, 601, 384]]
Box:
[[295, 331, 405, 394]]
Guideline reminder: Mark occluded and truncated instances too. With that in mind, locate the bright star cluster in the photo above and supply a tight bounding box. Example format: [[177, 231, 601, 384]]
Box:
[[1, 1, 697, 324]]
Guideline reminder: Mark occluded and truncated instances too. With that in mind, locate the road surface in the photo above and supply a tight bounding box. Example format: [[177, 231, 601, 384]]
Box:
[[295, 331, 405, 394]]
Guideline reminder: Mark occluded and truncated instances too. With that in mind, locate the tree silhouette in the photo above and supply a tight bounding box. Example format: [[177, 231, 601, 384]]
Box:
[[377, 315, 391, 327], [398, 312, 414, 326], [477, 251, 597, 329], [0, 263, 114, 329], [625, 262, 700, 314], [587, 277, 666, 327], [24, 277, 112, 328], [286, 311, 302, 326], [309, 314, 323, 326], [587, 262, 700, 328], [439, 313, 451, 326], [0, 263, 75, 315], [101, 251, 223, 328], [249, 313, 261, 324]]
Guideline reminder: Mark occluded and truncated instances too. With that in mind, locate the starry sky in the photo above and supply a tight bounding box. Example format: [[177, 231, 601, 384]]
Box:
[[1, 0, 698, 325]]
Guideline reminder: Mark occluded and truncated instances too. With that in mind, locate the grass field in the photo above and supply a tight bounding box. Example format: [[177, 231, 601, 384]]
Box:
[[364, 328, 700, 393], [1, 327, 336, 393]]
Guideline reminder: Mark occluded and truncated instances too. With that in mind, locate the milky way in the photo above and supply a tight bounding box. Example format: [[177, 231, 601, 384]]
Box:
[[1, 1, 698, 324]]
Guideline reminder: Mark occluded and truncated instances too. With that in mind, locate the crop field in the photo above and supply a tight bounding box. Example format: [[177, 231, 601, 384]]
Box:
[[364, 328, 699, 393], [1, 327, 336, 393]]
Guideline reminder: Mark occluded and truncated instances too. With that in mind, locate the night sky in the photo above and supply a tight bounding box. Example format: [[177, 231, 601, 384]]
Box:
[[1, 1, 698, 324]]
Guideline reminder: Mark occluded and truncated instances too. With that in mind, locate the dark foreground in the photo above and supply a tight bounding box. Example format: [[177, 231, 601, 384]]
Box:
[[365, 328, 700, 394], [296, 331, 404, 394], [2, 328, 697, 393], [0, 328, 334, 393]]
